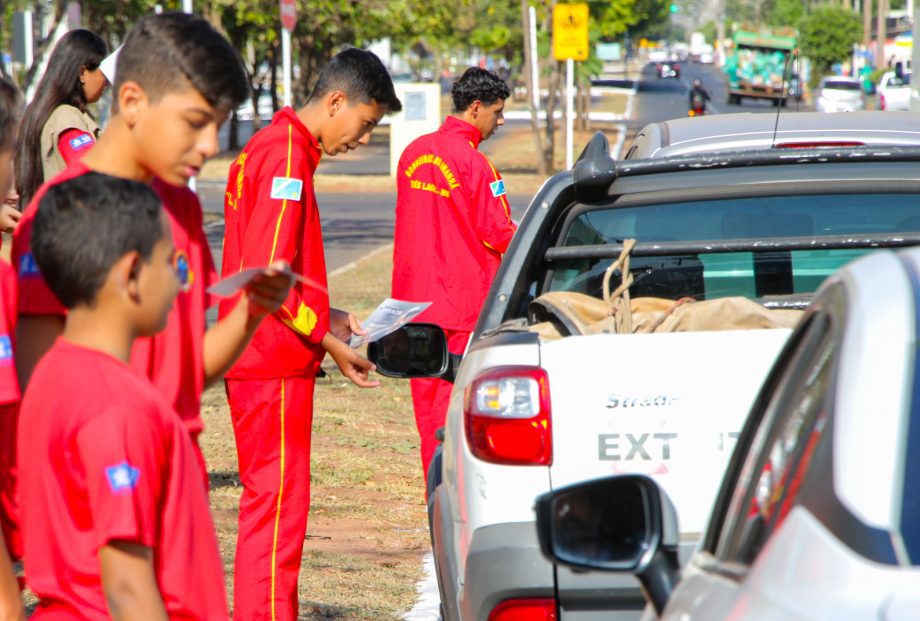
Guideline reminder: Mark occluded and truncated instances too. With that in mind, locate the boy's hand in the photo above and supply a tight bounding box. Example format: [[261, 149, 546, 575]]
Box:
[[243, 260, 295, 319], [322, 334, 380, 388], [329, 307, 367, 343]]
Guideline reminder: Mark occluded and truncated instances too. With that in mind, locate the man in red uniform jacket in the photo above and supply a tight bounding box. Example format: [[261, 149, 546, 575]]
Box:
[[392, 68, 517, 485], [221, 49, 401, 621]]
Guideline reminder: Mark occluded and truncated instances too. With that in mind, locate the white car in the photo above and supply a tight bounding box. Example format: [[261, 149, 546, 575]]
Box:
[[877, 71, 911, 111], [538, 244, 920, 619], [815, 76, 866, 113], [371, 139, 920, 620]]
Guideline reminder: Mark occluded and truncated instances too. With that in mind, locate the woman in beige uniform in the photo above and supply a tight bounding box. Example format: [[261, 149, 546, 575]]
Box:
[[15, 29, 107, 209]]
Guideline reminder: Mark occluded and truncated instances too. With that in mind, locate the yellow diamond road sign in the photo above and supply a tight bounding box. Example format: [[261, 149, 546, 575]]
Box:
[[553, 3, 589, 61]]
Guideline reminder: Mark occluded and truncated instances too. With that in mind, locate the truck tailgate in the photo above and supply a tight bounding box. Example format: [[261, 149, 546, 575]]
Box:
[[542, 328, 791, 534]]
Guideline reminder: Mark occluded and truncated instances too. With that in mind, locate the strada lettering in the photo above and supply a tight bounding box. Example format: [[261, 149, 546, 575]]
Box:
[[403, 154, 461, 190], [606, 394, 679, 409]]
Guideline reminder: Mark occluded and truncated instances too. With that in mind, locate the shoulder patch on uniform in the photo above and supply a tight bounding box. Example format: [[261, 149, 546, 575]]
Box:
[[68, 134, 93, 151], [270, 177, 303, 201], [105, 462, 140, 493], [0, 336, 12, 364], [489, 179, 506, 198], [18, 252, 40, 278]]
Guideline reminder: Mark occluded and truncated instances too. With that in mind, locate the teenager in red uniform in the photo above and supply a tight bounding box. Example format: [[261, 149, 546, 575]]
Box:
[[20, 173, 226, 619], [221, 48, 401, 620], [11, 13, 293, 482], [0, 76, 24, 621], [392, 68, 517, 482]]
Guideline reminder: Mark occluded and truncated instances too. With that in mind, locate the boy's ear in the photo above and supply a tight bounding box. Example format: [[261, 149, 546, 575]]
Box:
[[117, 80, 148, 127], [469, 100, 483, 118], [327, 91, 348, 117], [115, 251, 144, 301]]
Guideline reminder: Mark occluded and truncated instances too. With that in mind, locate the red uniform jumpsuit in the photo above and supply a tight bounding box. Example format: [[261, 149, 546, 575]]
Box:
[[392, 116, 517, 482], [220, 106, 329, 621]]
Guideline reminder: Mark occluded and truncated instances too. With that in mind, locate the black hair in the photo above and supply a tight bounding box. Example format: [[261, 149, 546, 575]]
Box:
[[115, 12, 248, 114], [15, 29, 107, 205], [32, 172, 164, 309], [307, 48, 402, 113], [451, 67, 511, 112], [0, 77, 21, 148]]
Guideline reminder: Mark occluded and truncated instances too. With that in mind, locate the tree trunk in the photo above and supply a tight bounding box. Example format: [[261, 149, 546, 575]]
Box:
[[521, 0, 548, 175], [270, 38, 279, 113], [544, 60, 560, 172], [576, 81, 590, 132], [863, 0, 872, 64], [877, 0, 887, 68]]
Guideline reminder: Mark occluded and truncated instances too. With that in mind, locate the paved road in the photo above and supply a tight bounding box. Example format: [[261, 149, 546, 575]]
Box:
[[196, 179, 531, 276]]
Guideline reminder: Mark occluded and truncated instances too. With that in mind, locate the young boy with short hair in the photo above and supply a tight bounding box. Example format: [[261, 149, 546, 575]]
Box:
[[0, 76, 24, 621], [220, 48, 400, 619], [11, 12, 293, 481], [19, 172, 226, 619]]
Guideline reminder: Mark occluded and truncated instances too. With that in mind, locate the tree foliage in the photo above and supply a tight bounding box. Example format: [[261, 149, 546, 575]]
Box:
[[799, 5, 862, 83]]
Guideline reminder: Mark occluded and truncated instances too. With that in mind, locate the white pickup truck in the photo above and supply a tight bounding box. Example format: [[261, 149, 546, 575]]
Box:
[[877, 71, 911, 111], [371, 137, 920, 620]]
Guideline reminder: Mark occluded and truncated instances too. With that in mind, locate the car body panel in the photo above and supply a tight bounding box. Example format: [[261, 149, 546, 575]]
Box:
[[543, 330, 790, 533], [816, 77, 865, 113], [877, 71, 911, 111], [626, 111, 920, 159]]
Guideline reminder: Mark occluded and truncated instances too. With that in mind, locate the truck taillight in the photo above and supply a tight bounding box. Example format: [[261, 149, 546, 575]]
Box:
[[488, 598, 557, 621], [464, 367, 552, 466]]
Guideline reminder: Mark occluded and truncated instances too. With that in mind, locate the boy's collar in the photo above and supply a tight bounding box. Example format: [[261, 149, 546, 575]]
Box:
[[443, 116, 482, 148], [277, 106, 321, 153]]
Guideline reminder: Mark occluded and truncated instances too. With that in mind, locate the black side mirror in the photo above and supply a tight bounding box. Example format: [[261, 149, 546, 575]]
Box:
[[536, 475, 680, 615], [367, 323, 452, 379]]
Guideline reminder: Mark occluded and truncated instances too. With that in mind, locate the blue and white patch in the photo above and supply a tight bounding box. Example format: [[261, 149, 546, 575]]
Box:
[[489, 179, 506, 198], [68, 134, 93, 151], [0, 336, 12, 363], [270, 177, 303, 201], [18, 253, 41, 278], [105, 462, 140, 493]]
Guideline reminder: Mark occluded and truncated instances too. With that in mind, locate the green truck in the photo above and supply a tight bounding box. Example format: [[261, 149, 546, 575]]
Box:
[[722, 28, 797, 105]]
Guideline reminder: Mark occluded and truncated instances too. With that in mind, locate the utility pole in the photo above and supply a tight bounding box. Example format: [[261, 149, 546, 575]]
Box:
[[863, 0, 872, 66], [877, 0, 888, 69]]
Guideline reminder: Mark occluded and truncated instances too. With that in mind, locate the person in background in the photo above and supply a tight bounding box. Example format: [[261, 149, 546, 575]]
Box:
[[15, 29, 108, 207], [0, 75, 23, 621], [391, 67, 517, 487], [220, 48, 400, 620]]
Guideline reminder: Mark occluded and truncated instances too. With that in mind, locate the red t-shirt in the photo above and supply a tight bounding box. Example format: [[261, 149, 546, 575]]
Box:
[[392, 116, 517, 331], [0, 261, 20, 560], [18, 339, 227, 620], [220, 106, 330, 378], [12, 163, 218, 441]]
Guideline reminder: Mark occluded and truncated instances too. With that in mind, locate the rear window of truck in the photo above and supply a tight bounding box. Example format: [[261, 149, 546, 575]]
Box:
[[549, 193, 920, 301]]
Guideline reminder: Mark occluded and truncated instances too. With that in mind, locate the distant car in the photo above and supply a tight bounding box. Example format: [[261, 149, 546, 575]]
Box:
[[624, 111, 920, 159], [235, 92, 275, 122], [877, 71, 912, 111], [815, 76, 865, 113], [537, 243, 920, 619], [656, 62, 680, 79]]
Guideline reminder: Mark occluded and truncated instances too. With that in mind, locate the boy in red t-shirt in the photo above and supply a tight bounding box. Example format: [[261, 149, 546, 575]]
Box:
[[0, 76, 23, 621], [20, 172, 226, 619], [11, 13, 293, 482]]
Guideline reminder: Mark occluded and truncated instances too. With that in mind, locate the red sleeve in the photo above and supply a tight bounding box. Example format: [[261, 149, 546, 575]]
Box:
[[469, 153, 517, 254], [0, 263, 19, 405], [11, 205, 67, 316], [240, 153, 328, 345], [57, 128, 95, 166], [76, 407, 164, 549]]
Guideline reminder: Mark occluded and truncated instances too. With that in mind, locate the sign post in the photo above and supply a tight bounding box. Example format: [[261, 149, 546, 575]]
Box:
[[553, 3, 589, 170], [280, 0, 296, 107]]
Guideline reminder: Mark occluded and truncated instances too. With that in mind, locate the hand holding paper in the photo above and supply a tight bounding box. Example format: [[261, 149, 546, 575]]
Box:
[[349, 299, 432, 348]]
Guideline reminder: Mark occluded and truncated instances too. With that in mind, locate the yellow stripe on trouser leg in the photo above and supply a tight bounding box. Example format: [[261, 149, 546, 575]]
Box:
[[270, 378, 286, 621]]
